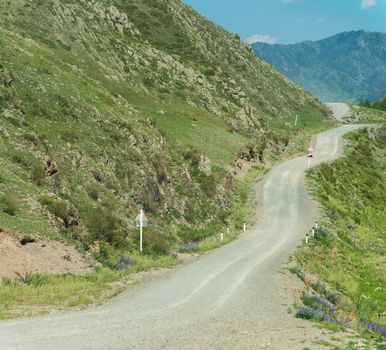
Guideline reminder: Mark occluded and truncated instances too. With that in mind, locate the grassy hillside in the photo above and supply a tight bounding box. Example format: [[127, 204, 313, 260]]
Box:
[[0, 0, 334, 254], [291, 125, 386, 342], [0, 0, 336, 318]]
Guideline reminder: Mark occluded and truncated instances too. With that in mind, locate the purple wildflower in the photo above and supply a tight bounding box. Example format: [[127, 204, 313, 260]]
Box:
[[301, 293, 336, 313], [366, 321, 386, 337], [178, 242, 199, 252]]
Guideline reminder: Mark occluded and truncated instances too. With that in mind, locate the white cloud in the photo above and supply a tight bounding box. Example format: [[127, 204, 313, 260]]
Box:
[[245, 34, 277, 45], [360, 0, 377, 9], [317, 16, 326, 23]]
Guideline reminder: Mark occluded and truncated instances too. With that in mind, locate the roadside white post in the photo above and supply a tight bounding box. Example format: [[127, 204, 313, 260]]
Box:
[[311, 227, 315, 238], [227, 227, 230, 235], [140, 213, 143, 252], [315, 221, 319, 230], [135, 209, 148, 252], [305, 233, 309, 244], [220, 232, 224, 242], [295, 114, 298, 126], [243, 223, 246, 232]]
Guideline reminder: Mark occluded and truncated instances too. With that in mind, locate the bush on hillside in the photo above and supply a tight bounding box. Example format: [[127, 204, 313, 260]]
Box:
[[1, 194, 17, 216]]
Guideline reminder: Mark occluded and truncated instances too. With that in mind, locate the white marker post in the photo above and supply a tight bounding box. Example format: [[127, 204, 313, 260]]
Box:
[[243, 223, 246, 232], [305, 233, 309, 244], [311, 227, 315, 238], [135, 209, 148, 252], [220, 232, 224, 242], [295, 114, 298, 126], [227, 227, 230, 235]]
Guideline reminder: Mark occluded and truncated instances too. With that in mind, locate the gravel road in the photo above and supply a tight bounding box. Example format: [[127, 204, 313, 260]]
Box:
[[325, 102, 352, 121], [0, 125, 363, 350]]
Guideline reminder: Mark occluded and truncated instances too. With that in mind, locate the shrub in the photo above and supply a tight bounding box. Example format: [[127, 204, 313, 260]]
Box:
[[31, 161, 46, 186], [82, 206, 124, 247], [141, 228, 171, 255], [8, 150, 31, 168], [201, 174, 217, 196], [1, 194, 17, 216], [39, 195, 68, 219], [87, 187, 99, 201]]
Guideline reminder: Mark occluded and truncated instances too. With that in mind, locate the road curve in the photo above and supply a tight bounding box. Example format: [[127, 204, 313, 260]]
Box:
[[325, 102, 352, 121], [0, 125, 362, 350]]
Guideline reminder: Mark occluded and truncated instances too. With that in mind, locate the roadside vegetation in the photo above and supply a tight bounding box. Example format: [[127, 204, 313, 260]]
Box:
[[359, 95, 386, 112], [290, 125, 386, 343], [344, 105, 386, 124]]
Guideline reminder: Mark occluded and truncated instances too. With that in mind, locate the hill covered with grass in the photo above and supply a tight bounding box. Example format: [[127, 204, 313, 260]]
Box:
[[0, 0, 333, 260], [291, 126, 386, 341]]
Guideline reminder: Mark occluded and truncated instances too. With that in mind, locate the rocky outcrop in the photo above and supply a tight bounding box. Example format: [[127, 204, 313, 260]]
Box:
[[198, 155, 211, 176]]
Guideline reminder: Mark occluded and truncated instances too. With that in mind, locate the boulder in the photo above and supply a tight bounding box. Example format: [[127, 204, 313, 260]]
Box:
[[198, 155, 211, 176]]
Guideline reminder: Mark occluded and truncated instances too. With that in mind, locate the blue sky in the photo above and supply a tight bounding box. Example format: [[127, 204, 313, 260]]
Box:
[[182, 0, 386, 44]]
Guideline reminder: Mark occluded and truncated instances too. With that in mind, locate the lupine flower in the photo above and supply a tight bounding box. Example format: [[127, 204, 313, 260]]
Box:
[[301, 293, 336, 313], [296, 306, 340, 324], [115, 256, 137, 269], [366, 321, 386, 337], [178, 242, 199, 252]]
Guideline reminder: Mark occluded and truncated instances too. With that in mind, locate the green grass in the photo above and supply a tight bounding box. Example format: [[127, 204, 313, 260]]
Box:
[[149, 107, 248, 167], [197, 165, 267, 252], [0, 253, 178, 320], [345, 105, 386, 124], [292, 125, 386, 339]]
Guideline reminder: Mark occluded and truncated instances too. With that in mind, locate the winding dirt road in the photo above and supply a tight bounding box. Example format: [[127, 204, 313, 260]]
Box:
[[325, 102, 352, 121], [0, 125, 362, 350]]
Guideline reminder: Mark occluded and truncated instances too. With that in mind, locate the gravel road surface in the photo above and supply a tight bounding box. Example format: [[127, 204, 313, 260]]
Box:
[[0, 125, 363, 350], [325, 102, 352, 121]]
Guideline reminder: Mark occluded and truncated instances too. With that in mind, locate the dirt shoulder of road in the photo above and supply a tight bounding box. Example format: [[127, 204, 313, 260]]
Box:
[[0, 229, 92, 278]]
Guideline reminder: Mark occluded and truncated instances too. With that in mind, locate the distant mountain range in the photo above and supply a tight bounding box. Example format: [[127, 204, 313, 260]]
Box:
[[252, 31, 386, 102]]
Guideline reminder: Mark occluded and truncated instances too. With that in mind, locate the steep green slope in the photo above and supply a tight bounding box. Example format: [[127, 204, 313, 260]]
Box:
[[291, 126, 386, 340], [252, 31, 386, 102], [0, 0, 333, 256]]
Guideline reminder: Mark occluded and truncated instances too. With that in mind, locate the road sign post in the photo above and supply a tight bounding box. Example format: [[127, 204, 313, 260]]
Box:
[[135, 209, 148, 252], [295, 114, 298, 126]]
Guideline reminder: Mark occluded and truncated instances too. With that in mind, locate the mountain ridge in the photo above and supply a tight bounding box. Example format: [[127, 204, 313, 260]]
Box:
[[252, 30, 386, 102]]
